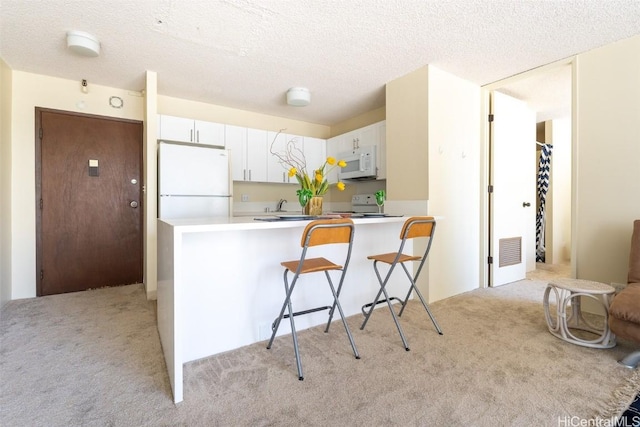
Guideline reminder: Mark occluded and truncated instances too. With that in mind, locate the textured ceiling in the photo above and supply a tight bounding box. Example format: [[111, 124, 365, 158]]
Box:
[[1, 0, 639, 125]]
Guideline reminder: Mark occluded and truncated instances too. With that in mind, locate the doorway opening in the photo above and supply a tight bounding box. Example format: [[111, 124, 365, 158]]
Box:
[[484, 61, 573, 286]]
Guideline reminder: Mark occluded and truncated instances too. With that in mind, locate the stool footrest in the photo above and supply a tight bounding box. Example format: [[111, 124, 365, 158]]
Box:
[[272, 305, 332, 330], [361, 297, 403, 315]]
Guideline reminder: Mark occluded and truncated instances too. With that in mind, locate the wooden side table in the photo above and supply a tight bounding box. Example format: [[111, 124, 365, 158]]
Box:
[[543, 278, 616, 349]]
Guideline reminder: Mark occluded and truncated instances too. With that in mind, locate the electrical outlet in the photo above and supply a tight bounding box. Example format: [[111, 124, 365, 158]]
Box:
[[241, 194, 249, 202]]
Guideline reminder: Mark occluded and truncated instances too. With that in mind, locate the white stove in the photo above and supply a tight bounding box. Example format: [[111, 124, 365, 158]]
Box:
[[351, 194, 379, 213]]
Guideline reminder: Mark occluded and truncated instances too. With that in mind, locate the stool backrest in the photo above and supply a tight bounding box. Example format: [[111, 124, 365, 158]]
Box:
[[400, 216, 436, 240], [301, 219, 355, 248], [397, 217, 436, 282]]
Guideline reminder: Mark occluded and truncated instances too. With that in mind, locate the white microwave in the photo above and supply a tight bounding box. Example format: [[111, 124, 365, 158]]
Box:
[[337, 146, 377, 180]]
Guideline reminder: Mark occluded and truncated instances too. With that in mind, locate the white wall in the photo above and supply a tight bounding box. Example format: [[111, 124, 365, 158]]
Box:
[[548, 118, 571, 264], [5, 71, 144, 299], [386, 65, 481, 302], [574, 35, 640, 284], [1, 59, 12, 307], [427, 67, 481, 301]]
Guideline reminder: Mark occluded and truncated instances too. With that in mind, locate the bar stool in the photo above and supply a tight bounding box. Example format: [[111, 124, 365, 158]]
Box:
[[267, 218, 360, 380], [360, 216, 443, 350]]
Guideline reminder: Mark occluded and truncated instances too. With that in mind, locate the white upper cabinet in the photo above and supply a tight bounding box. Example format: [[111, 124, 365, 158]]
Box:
[[246, 129, 268, 182], [303, 136, 327, 173], [376, 121, 386, 180], [267, 131, 302, 184], [195, 120, 225, 146], [227, 126, 268, 182], [326, 120, 386, 180], [225, 125, 248, 181], [160, 114, 329, 183], [158, 115, 225, 146]]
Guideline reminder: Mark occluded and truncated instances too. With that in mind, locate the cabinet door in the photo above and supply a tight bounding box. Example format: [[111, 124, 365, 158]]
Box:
[[195, 120, 225, 146], [376, 121, 386, 179], [246, 129, 268, 182], [335, 133, 355, 154], [304, 136, 327, 180], [357, 123, 380, 149], [159, 115, 195, 143], [225, 125, 247, 181], [267, 132, 301, 183], [326, 134, 348, 183]]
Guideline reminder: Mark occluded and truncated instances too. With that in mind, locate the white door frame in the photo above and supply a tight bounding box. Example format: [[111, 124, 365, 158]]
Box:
[[479, 57, 576, 287]]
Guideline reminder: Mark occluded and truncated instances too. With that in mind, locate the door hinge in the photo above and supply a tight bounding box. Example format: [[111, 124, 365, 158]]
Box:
[[40, 198, 43, 209], [39, 128, 43, 139], [488, 185, 494, 193], [488, 256, 493, 264], [488, 114, 494, 122], [40, 270, 44, 280]]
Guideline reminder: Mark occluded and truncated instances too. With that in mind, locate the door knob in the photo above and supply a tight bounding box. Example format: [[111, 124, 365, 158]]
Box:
[[130, 201, 139, 208], [522, 202, 531, 207]]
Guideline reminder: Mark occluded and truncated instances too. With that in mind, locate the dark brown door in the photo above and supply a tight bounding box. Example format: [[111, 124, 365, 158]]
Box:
[[36, 108, 143, 296]]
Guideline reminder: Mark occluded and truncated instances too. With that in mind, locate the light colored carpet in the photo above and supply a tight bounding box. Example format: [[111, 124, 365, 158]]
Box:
[[1, 279, 638, 426]]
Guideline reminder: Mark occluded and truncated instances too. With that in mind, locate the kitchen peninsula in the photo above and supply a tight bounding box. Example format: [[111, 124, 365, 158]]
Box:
[[157, 215, 418, 403]]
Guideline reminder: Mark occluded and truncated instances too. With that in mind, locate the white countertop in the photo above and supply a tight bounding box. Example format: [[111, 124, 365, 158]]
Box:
[[159, 215, 411, 232]]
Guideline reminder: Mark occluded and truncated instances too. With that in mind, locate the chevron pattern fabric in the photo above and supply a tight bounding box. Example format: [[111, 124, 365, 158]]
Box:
[[536, 144, 553, 262]]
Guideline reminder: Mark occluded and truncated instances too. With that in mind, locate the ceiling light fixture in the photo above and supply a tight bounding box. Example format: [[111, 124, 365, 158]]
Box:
[[66, 30, 101, 57], [286, 87, 310, 107]]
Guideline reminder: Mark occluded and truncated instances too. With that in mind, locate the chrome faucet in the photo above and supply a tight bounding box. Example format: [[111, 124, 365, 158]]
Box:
[[276, 199, 287, 212]]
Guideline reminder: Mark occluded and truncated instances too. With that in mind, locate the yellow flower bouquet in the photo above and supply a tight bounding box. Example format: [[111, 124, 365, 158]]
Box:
[[270, 132, 346, 212]]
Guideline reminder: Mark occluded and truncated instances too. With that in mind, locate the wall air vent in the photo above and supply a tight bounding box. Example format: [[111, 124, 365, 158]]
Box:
[[499, 237, 522, 267]]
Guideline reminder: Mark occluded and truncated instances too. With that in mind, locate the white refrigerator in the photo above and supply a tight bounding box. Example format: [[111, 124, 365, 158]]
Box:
[[158, 141, 232, 219]]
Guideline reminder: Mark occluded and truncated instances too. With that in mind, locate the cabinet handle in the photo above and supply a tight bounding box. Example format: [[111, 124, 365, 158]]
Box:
[[249, 170, 252, 181], [196, 130, 200, 142], [283, 172, 286, 182], [190, 129, 194, 142], [243, 169, 246, 181]]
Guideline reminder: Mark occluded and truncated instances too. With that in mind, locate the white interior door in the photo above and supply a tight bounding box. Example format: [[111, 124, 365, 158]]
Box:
[[490, 91, 536, 286]]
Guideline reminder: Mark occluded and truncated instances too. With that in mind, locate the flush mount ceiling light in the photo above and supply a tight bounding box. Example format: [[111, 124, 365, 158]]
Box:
[[286, 87, 311, 107], [66, 30, 100, 57]]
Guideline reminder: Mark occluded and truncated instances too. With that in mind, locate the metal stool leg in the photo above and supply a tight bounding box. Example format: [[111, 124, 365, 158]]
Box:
[[325, 271, 360, 359], [286, 294, 304, 380], [267, 270, 304, 380], [360, 262, 397, 329], [361, 261, 410, 350], [325, 270, 346, 332], [397, 263, 442, 334], [408, 280, 443, 335]]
